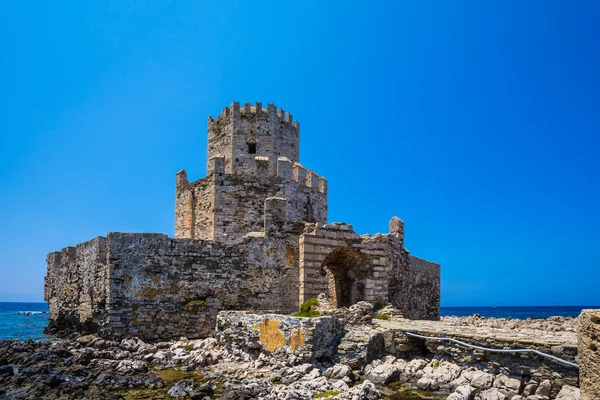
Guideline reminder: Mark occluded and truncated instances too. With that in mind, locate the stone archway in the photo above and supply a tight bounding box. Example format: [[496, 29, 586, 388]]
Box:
[[321, 247, 368, 308]]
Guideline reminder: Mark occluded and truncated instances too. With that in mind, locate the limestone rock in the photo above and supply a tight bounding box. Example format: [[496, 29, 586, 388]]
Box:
[[324, 364, 353, 380], [469, 370, 495, 390], [556, 385, 580, 399], [478, 388, 508, 400], [535, 379, 552, 397], [167, 379, 196, 397], [333, 380, 380, 400], [446, 385, 476, 400], [366, 363, 400, 385]]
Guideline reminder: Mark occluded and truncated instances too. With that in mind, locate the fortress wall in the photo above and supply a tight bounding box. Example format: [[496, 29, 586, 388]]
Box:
[[207, 107, 234, 173], [174, 172, 215, 240], [103, 232, 300, 341], [284, 161, 327, 224], [208, 159, 327, 243], [212, 172, 286, 243], [44, 237, 109, 332], [387, 241, 440, 320]]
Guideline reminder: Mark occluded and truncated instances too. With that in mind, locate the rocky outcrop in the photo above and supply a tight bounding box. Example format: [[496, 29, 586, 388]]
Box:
[[1, 308, 586, 400], [215, 311, 344, 363]]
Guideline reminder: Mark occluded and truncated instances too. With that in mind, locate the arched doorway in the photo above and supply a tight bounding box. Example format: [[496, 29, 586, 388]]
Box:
[[321, 247, 368, 308]]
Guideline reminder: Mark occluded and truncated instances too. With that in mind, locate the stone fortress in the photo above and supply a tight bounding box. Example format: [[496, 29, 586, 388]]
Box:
[[44, 101, 440, 341]]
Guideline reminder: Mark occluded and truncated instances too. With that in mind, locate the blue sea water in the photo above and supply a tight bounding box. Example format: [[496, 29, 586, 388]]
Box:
[[440, 305, 598, 319], [0, 303, 598, 341], [0, 302, 49, 341]]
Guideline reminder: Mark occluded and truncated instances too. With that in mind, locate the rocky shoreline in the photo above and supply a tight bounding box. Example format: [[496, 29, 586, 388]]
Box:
[[0, 304, 581, 400]]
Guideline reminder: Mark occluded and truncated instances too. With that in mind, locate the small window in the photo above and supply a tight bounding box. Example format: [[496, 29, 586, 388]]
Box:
[[248, 143, 257, 154]]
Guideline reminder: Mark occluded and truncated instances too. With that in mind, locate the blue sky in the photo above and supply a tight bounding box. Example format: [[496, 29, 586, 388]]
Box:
[[1, 1, 599, 305]]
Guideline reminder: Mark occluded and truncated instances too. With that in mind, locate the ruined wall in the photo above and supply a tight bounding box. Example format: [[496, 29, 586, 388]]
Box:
[[44, 237, 109, 333], [579, 309, 600, 400], [174, 170, 215, 240], [388, 240, 440, 320]]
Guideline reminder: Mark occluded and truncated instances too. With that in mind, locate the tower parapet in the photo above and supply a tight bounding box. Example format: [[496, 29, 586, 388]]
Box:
[[207, 102, 300, 175]]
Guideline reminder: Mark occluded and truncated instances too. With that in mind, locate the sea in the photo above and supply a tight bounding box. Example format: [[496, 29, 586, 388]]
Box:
[[0, 302, 597, 342]]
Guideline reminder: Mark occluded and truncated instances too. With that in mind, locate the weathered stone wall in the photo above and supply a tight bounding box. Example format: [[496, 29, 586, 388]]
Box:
[[103, 232, 300, 341], [44, 237, 109, 332], [579, 309, 600, 400], [388, 240, 440, 320], [46, 227, 303, 341], [299, 222, 390, 305], [174, 170, 215, 240]]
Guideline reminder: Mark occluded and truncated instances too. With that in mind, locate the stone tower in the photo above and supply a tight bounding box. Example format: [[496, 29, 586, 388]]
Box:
[[175, 102, 328, 242]]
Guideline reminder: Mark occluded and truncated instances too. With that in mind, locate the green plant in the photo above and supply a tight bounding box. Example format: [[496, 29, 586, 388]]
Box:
[[184, 300, 207, 312], [294, 298, 320, 318], [300, 298, 319, 313], [433, 359, 440, 368], [184, 344, 194, 351], [313, 390, 340, 398], [375, 313, 389, 320], [373, 302, 384, 313]]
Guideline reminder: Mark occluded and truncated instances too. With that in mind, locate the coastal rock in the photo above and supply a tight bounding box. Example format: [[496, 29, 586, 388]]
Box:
[[522, 383, 539, 397], [447, 384, 476, 400], [167, 379, 196, 397], [478, 388, 508, 400], [556, 385, 580, 399], [0, 365, 14, 376], [116, 359, 147, 373], [535, 379, 552, 397], [215, 312, 345, 363], [468, 370, 495, 390], [336, 326, 384, 368], [333, 380, 380, 400], [324, 363, 352, 380], [366, 363, 400, 384], [493, 374, 521, 394]]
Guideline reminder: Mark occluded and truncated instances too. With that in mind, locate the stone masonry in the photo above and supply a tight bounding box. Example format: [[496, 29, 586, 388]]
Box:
[[579, 309, 600, 400], [45, 101, 440, 341]]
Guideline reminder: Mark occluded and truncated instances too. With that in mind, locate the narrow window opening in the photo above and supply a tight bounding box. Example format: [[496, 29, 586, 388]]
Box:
[[247, 143, 257, 154]]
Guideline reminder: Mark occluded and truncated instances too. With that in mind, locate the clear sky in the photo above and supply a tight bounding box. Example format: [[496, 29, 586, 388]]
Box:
[[1, 1, 599, 306]]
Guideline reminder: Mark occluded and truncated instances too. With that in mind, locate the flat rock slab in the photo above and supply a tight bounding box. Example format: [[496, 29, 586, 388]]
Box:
[[374, 318, 577, 360]]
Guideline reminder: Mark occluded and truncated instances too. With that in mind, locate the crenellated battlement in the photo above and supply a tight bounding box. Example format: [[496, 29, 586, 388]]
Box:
[[275, 157, 327, 194], [209, 101, 300, 133]]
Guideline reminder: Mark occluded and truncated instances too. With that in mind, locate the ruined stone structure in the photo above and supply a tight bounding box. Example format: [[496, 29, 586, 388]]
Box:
[[579, 309, 600, 400], [45, 102, 440, 341]]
